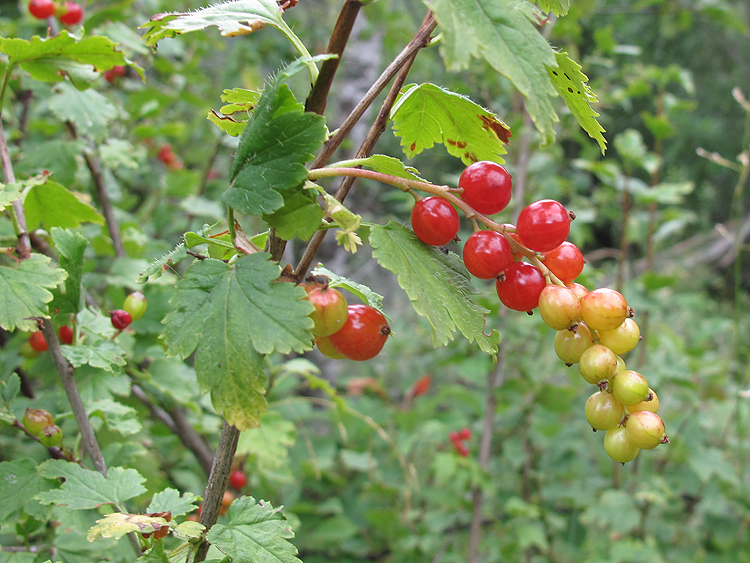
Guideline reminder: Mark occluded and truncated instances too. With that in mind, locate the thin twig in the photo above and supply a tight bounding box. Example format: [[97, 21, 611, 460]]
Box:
[[66, 122, 126, 258], [0, 120, 31, 259], [40, 318, 107, 475], [295, 11, 437, 277]]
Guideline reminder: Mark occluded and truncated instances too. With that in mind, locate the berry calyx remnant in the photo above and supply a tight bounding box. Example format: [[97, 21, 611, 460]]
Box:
[[458, 161, 512, 215], [411, 196, 460, 246], [39, 424, 63, 448], [328, 304, 390, 361]]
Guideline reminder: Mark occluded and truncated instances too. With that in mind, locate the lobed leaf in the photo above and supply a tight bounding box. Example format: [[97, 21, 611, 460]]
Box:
[[0, 459, 52, 523], [390, 83, 511, 164], [533, 0, 569, 16], [369, 222, 500, 355], [426, 0, 558, 145], [87, 513, 169, 541], [61, 341, 127, 373], [549, 51, 607, 154], [161, 254, 314, 429], [207, 497, 302, 563], [25, 180, 104, 231], [0, 254, 68, 332], [147, 489, 201, 517], [49, 228, 87, 319], [36, 460, 147, 510], [0, 31, 139, 88], [223, 66, 326, 218]]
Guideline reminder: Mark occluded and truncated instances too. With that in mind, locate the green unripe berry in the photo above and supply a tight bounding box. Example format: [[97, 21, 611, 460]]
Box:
[[554, 323, 593, 365], [22, 408, 54, 437], [579, 344, 618, 385], [625, 411, 668, 449], [598, 318, 641, 355], [123, 292, 148, 321], [610, 370, 651, 406], [585, 390, 625, 431], [538, 285, 582, 331], [626, 388, 659, 413], [39, 424, 63, 448], [604, 426, 640, 463]]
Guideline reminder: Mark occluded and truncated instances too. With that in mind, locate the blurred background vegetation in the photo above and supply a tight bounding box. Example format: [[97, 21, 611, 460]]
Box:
[[1, 0, 749, 561]]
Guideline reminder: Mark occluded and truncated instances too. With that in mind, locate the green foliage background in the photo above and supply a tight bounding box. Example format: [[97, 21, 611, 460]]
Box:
[[0, 0, 749, 562]]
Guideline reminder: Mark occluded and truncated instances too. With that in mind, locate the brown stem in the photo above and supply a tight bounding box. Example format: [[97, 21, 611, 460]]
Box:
[[130, 385, 214, 476], [305, 0, 362, 115], [0, 120, 31, 259], [295, 12, 437, 278], [40, 318, 107, 475], [66, 122, 126, 258], [193, 422, 241, 563]]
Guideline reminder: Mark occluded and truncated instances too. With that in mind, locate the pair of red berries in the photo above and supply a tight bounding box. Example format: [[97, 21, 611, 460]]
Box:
[[410, 160, 513, 247], [28, 0, 83, 25], [303, 277, 390, 361], [449, 427, 471, 457], [157, 144, 183, 170], [111, 291, 148, 331], [27, 325, 74, 353]]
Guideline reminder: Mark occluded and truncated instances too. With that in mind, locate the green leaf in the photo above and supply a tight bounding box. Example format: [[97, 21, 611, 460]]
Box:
[[222, 64, 326, 216], [88, 513, 170, 541], [49, 228, 87, 319], [147, 489, 200, 518], [89, 399, 141, 435], [47, 83, 120, 140], [140, 0, 290, 47], [25, 180, 104, 231], [533, 0, 568, 16], [311, 264, 385, 314], [0, 31, 135, 88], [237, 411, 297, 471], [329, 155, 426, 182], [263, 191, 324, 241], [207, 497, 302, 563], [389, 83, 511, 164], [0, 459, 50, 523], [369, 222, 500, 355], [549, 51, 607, 153], [207, 88, 262, 136], [1, 372, 20, 405], [61, 341, 127, 373], [0, 254, 68, 332], [207, 110, 249, 137], [0, 182, 24, 213], [427, 0, 558, 145], [162, 254, 314, 429], [36, 460, 147, 510]]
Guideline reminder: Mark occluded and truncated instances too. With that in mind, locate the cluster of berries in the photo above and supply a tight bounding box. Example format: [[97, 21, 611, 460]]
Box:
[[449, 427, 472, 457], [302, 276, 391, 361], [409, 160, 667, 464], [157, 144, 184, 170], [28, 0, 83, 25], [545, 287, 668, 463], [23, 292, 146, 355], [22, 407, 63, 447]]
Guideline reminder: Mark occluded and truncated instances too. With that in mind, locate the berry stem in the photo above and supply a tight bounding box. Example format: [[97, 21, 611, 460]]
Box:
[[308, 166, 566, 285]]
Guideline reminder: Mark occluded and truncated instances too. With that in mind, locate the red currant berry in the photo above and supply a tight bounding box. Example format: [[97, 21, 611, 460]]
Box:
[[110, 309, 132, 330], [29, 0, 56, 19], [457, 427, 471, 440], [328, 304, 391, 361], [104, 65, 126, 83], [411, 197, 460, 246], [229, 470, 247, 490], [543, 241, 584, 283], [28, 331, 48, 353], [220, 490, 234, 516], [455, 442, 469, 457], [59, 2, 83, 25], [59, 325, 74, 345], [458, 161, 512, 215], [516, 199, 572, 252], [449, 431, 460, 443], [495, 262, 546, 312], [302, 279, 348, 337], [462, 230, 513, 279], [538, 284, 582, 330]]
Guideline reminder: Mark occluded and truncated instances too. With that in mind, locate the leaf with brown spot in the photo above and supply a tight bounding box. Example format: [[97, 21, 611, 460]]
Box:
[[390, 83, 510, 165]]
